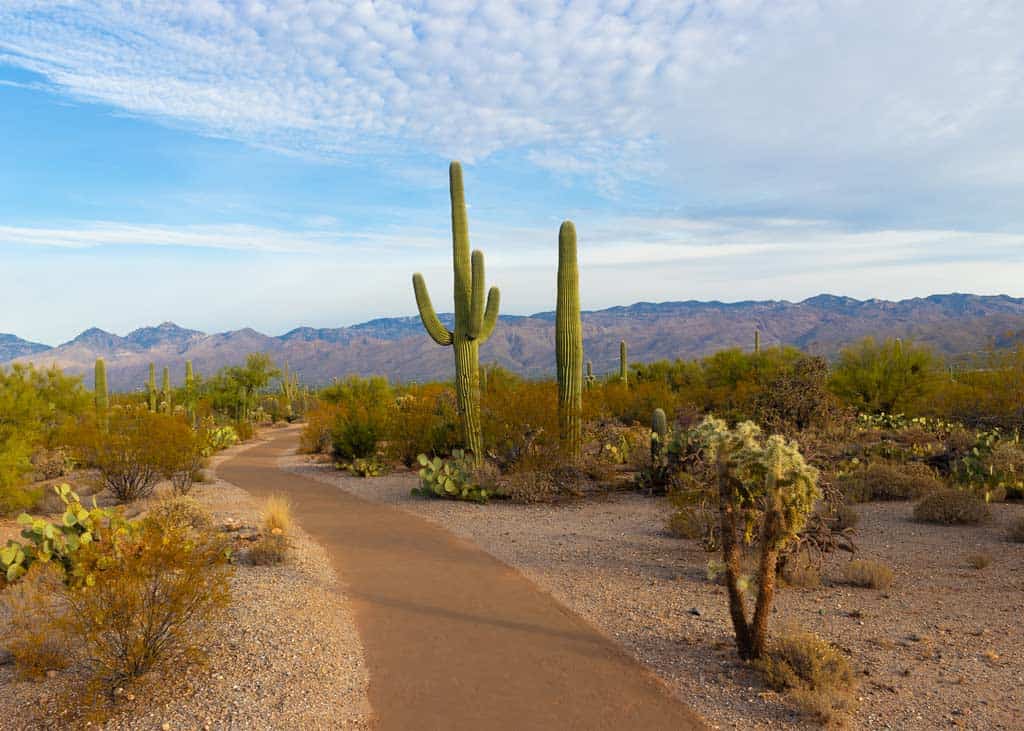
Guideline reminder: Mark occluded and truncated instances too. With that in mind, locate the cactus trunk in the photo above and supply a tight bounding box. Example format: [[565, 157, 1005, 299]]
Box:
[[94, 358, 108, 430], [619, 340, 628, 384], [556, 221, 583, 459], [147, 363, 157, 412], [185, 361, 195, 425], [754, 329, 761, 354], [161, 367, 171, 414], [411, 162, 500, 466]]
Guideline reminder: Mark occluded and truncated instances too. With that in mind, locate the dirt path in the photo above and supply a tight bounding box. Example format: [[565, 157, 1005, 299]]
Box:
[[218, 428, 705, 730]]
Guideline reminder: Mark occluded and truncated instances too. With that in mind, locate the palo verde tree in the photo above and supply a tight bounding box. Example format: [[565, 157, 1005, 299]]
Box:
[[412, 161, 500, 465], [695, 416, 820, 660]]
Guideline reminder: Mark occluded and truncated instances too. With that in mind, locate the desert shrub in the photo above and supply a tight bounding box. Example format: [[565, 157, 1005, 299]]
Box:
[[481, 376, 560, 469], [0, 364, 89, 515], [299, 403, 335, 454], [956, 431, 1024, 500], [75, 407, 177, 502], [1, 562, 71, 678], [160, 419, 207, 495], [233, 418, 255, 442], [320, 376, 392, 461], [413, 451, 490, 503], [840, 559, 894, 589], [262, 495, 292, 534], [62, 517, 232, 691], [147, 494, 212, 532], [599, 379, 679, 426], [837, 460, 944, 502], [331, 412, 382, 460], [756, 628, 858, 725], [491, 460, 587, 504], [386, 385, 460, 466], [966, 552, 992, 570], [830, 337, 940, 414], [753, 355, 845, 433], [1008, 516, 1024, 543], [913, 489, 990, 525]]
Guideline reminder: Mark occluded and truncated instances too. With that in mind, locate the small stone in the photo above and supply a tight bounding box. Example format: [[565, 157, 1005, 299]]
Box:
[[162, 723, 171, 731], [688, 607, 702, 616]]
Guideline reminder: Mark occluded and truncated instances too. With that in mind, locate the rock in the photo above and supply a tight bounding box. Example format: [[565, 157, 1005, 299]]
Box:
[[688, 607, 702, 617]]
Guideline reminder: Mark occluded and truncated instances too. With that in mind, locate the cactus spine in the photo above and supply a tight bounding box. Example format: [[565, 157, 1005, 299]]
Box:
[[94, 358, 108, 428], [161, 366, 171, 414], [412, 161, 500, 465], [619, 340, 628, 384], [146, 363, 157, 412], [556, 221, 583, 459]]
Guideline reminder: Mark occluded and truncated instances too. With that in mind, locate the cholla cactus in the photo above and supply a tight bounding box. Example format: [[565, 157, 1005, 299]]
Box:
[[556, 221, 583, 459], [695, 415, 819, 660], [412, 162, 500, 465], [619, 340, 628, 384]]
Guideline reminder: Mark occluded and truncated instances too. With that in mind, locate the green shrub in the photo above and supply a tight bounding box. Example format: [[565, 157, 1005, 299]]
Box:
[[413, 450, 489, 503], [838, 461, 944, 502], [331, 412, 381, 460], [147, 494, 212, 532], [913, 489, 990, 525], [756, 628, 858, 724], [386, 385, 460, 466]]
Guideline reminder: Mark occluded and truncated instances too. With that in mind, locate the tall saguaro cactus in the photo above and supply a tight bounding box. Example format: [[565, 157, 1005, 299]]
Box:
[[161, 367, 171, 414], [94, 358, 108, 426], [412, 162, 500, 464], [556, 221, 583, 459], [147, 363, 157, 412], [185, 361, 196, 425], [619, 340, 629, 384]]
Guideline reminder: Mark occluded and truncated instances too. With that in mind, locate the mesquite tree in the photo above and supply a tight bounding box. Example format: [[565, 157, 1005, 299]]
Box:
[[695, 416, 820, 660]]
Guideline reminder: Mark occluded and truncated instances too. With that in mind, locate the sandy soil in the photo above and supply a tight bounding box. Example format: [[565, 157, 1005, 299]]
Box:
[[0, 437, 371, 730], [285, 454, 1024, 730]]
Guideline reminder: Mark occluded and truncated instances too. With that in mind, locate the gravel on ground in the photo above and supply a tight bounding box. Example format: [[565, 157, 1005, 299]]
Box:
[[285, 454, 1024, 731]]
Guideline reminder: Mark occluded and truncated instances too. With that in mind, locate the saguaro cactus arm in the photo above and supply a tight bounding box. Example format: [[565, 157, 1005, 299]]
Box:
[[412, 273, 454, 346], [477, 284, 501, 342]]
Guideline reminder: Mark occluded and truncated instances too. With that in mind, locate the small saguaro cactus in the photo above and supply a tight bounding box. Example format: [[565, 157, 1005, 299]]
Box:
[[161, 366, 171, 414], [94, 358, 108, 426], [754, 328, 761, 354], [585, 360, 595, 389], [147, 363, 157, 412], [651, 407, 667, 461], [619, 340, 628, 384], [556, 221, 583, 459], [280, 361, 298, 420], [412, 161, 500, 465]]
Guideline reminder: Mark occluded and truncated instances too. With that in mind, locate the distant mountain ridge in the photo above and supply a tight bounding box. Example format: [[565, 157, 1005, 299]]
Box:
[[6, 293, 1024, 390]]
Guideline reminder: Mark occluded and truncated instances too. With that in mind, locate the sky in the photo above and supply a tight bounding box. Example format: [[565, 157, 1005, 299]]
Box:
[[1, 0, 1023, 345]]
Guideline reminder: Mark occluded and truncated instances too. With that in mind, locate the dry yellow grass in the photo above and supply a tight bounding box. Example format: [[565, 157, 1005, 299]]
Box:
[[262, 495, 293, 535], [841, 559, 894, 590]]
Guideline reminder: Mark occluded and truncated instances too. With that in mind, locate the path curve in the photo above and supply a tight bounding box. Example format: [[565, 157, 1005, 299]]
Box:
[[219, 428, 706, 731]]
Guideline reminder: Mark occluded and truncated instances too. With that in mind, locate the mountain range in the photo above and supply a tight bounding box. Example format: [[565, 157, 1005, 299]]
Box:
[[3, 293, 1024, 391]]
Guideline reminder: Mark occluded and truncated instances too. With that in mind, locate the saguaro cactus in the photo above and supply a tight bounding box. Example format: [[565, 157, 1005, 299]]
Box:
[[651, 407, 668, 460], [161, 366, 171, 414], [94, 358, 108, 423], [754, 329, 761, 354], [412, 162, 500, 464], [185, 361, 196, 425], [585, 360, 595, 389], [147, 363, 157, 412], [280, 361, 298, 420], [556, 221, 583, 459], [619, 340, 628, 384]]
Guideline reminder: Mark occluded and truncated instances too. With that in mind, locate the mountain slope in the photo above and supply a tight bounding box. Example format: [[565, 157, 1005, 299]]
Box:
[[7, 293, 1024, 390]]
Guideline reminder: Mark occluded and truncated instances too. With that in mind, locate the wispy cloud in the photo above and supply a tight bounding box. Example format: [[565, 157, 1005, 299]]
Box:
[[3, 1, 1021, 216]]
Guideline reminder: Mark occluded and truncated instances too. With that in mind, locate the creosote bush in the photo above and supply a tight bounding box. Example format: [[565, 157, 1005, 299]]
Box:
[[837, 461, 944, 503], [1, 562, 71, 678], [913, 489, 990, 525], [840, 559, 894, 590], [755, 627, 858, 725]]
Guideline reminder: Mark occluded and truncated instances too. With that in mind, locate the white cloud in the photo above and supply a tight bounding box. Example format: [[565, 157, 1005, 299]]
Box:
[[2, 0, 1020, 217]]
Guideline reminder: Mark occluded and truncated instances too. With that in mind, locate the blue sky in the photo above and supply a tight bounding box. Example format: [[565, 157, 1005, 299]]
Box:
[[1, 1, 1023, 344]]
